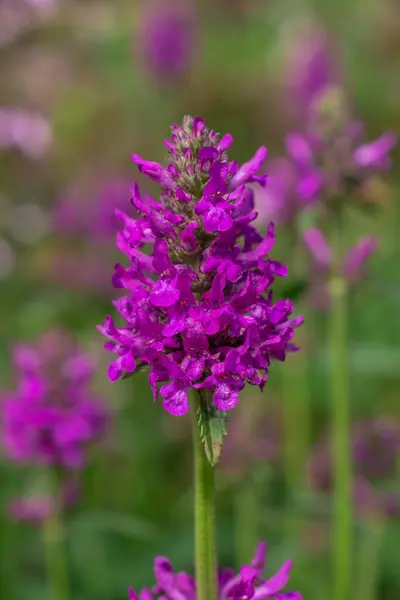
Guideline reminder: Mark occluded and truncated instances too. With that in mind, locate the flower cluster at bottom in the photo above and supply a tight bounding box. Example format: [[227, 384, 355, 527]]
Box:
[[128, 542, 301, 600]]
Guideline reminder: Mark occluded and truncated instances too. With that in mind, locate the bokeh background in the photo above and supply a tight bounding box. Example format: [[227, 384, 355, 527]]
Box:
[[0, 1, 399, 599]]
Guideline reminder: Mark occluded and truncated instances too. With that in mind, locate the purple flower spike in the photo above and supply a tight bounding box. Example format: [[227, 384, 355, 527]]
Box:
[[1, 330, 108, 522], [280, 21, 396, 210], [128, 541, 301, 599], [283, 18, 340, 122], [99, 116, 302, 419], [2, 330, 108, 469], [309, 416, 400, 519], [136, 1, 196, 82]]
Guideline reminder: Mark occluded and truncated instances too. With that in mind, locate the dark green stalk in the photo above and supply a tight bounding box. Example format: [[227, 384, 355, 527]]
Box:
[[43, 472, 69, 600], [192, 390, 218, 600]]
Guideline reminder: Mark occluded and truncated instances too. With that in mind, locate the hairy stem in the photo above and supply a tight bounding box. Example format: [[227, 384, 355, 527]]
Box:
[[193, 390, 218, 600]]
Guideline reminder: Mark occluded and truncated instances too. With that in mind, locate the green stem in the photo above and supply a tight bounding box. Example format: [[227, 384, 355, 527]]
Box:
[[329, 275, 352, 600], [355, 518, 385, 600], [193, 391, 218, 600], [43, 475, 69, 600]]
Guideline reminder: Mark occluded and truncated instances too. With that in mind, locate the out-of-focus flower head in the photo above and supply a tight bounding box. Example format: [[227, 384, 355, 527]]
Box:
[[352, 417, 400, 481], [53, 178, 132, 241], [128, 541, 302, 599], [283, 17, 340, 124], [135, 0, 196, 82], [309, 416, 400, 518], [99, 116, 303, 418], [280, 18, 396, 210], [1, 329, 108, 469], [302, 227, 378, 310], [285, 100, 397, 207], [8, 479, 79, 524], [0, 108, 52, 158], [253, 158, 314, 228], [50, 178, 132, 296]]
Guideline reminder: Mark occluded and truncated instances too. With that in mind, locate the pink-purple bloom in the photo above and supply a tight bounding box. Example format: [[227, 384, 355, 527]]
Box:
[[1, 330, 108, 468], [283, 20, 340, 123], [302, 227, 378, 309], [99, 116, 303, 416], [0, 108, 52, 158], [285, 123, 397, 205], [53, 178, 132, 241], [281, 21, 396, 208], [309, 417, 400, 518], [128, 541, 302, 600], [136, 0, 196, 81], [51, 178, 132, 296], [8, 480, 79, 523]]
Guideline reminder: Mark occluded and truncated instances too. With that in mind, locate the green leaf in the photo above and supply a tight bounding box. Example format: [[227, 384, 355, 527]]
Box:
[[197, 392, 228, 467]]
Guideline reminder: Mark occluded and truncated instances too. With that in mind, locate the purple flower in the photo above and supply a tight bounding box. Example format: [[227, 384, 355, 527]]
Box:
[[99, 116, 303, 416], [283, 91, 397, 205], [253, 159, 308, 228], [1, 329, 108, 469], [51, 177, 133, 296], [53, 178, 132, 241], [8, 480, 79, 524], [128, 541, 302, 599], [283, 19, 339, 122], [136, 1, 196, 81], [280, 21, 396, 207], [309, 417, 400, 518], [352, 417, 400, 481], [302, 227, 378, 309], [0, 108, 51, 158]]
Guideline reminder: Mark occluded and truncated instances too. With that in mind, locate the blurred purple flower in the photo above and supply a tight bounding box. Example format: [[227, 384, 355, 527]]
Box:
[[283, 19, 339, 123], [281, 19, 396, 206], [1, 329, 108, 469], [352, 417, 400, 481], [302, 227, 378, 309], [136, 0, 196, 82], [128, 541, 302, 599], [99, 116, 303, 416], [253, 158, 312, 228], [0, 108, 52, 158], [309, 416, 400, 518], [53, 178, 132, 241], [8, 480, 79, 524], [50, 178, 132, 296], [285, 121, 397, 206]]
